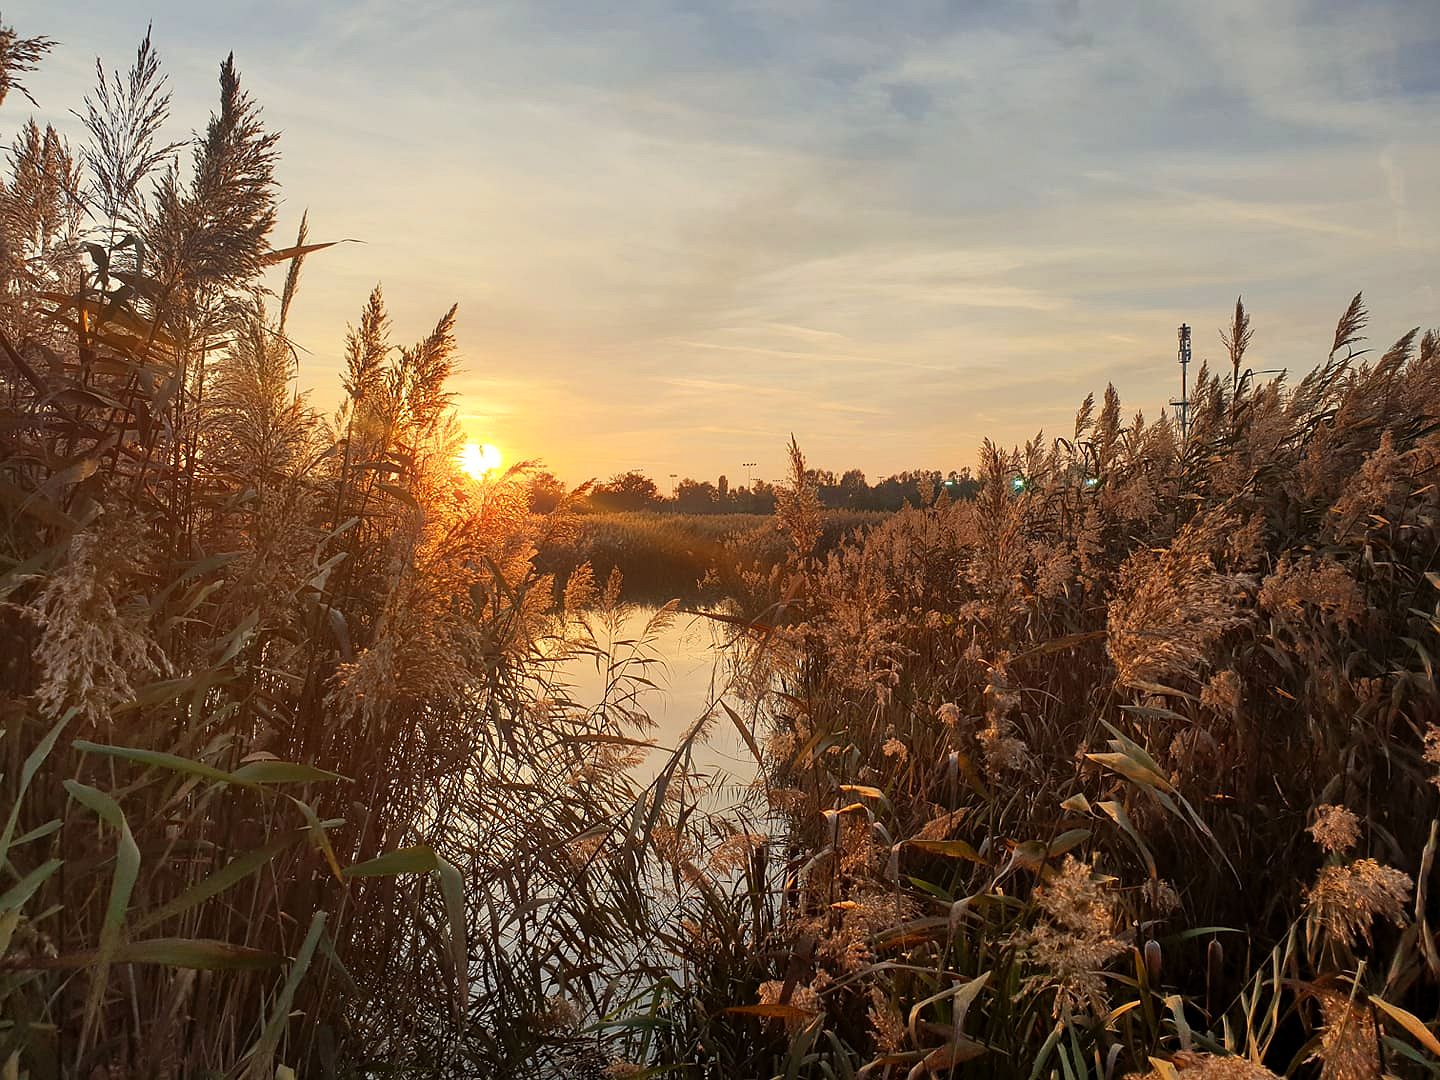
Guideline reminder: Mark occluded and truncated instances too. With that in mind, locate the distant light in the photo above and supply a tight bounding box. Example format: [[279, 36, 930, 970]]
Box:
[[1011, 476, 1026, 493], [1084, 476, 1099, 488]]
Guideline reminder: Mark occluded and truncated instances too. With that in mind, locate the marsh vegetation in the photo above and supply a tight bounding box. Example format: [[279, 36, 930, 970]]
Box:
[[536, 510, 880, 604]]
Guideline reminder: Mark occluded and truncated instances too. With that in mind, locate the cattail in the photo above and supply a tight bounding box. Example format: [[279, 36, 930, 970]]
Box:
[[1144, 938, 1163, 983], [1206, 938, 1224, 1013]]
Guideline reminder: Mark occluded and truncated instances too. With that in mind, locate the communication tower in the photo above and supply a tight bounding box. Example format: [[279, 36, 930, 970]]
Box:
[[1169, 323, 1192, 441]]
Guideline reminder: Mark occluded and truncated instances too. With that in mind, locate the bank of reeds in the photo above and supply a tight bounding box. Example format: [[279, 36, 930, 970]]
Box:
[[0, 24, 726, 1077], [634, 302, 1440, 1077]]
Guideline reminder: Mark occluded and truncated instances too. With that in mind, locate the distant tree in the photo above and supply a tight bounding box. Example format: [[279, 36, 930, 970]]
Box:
[[676, 478, 719, 512], [853, 469, 953, 511], [833, 468, 867, 507], [527, 470, 567, 514], [747, 479, 777, 514], [717, 474, 728, 499], [944, 468, 979, 500], [593, 470, 659, 511]]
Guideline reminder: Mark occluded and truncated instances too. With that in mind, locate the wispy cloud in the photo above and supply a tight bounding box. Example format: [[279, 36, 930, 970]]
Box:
[[21, 0, 1440, 483]]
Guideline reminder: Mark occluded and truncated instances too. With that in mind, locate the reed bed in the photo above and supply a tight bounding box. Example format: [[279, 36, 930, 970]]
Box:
[[537, 510, 880, 603], [0, 24, 726, 1077], [637, 309, 1440, 1077]]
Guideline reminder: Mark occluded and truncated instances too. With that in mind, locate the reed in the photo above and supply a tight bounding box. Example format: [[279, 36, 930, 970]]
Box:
[[658, 299, 1440, 1077], [0, 22, 714, 1076]]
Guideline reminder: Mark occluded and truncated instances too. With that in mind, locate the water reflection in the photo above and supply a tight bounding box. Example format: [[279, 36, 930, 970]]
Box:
[[554, 605, 761, 802]]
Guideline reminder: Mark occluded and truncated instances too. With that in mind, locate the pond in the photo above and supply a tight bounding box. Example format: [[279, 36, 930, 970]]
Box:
[[552, 604, 763, 805]]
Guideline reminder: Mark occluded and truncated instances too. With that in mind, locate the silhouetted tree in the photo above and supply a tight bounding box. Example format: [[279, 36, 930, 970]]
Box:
[[528, 470, 567, 513], [676, 477, 719, 512], [593, 470, 660, 510]]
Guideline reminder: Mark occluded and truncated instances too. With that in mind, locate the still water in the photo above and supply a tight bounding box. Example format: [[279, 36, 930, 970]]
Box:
[[553, 605, 762, 802]]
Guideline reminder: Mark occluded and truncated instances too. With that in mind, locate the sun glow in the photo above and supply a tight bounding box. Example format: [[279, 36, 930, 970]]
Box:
[[458, 441, 502, 479]]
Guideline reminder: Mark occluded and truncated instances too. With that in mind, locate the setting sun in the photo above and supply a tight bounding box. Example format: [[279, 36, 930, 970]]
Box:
[[458, 441, 502, 479]]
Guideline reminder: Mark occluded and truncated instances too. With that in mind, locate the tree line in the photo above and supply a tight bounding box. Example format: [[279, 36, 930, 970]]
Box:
[[527, 465, 981, 514]]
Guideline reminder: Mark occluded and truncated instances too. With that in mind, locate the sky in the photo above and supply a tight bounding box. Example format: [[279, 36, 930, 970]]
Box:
[[16, 0, 1440, 486]]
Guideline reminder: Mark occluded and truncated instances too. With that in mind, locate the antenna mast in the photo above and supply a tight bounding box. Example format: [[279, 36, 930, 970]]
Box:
[[1170, 323, 1192, 441]]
